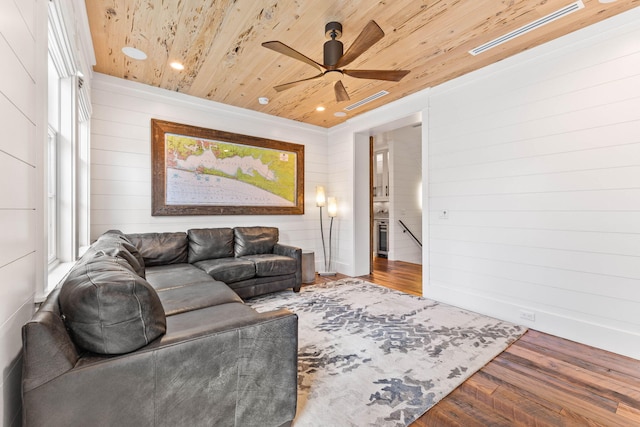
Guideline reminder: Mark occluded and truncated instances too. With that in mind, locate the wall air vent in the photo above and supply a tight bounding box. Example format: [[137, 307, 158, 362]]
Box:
[[344, 90, 389, 111], [469, 0, 585, 56]]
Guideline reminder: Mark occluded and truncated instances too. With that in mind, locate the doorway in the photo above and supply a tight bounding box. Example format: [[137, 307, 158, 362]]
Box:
[[368, 123, 423, 292]]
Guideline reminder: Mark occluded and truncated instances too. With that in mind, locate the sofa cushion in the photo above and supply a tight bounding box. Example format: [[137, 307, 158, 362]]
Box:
[[188, 228, 234, 263], [143, 264, 242, 315], [59, 255, 166, 355], [156, 280, 242, 316], [241, 254, 297, 277], [144, 264, 215, 291], [225, 275, 297, 299], [234, 227, 278, 257], [193, 258, 256, 284], [127, 232, 188, 266]]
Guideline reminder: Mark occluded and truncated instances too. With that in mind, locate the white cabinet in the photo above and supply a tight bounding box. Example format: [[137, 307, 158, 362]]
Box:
[[373, 149, 389, 201]]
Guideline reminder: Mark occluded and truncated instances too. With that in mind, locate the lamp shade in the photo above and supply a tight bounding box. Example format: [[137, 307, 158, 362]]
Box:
[[316, 186, 326, 207], [327, 197, 337, 217]]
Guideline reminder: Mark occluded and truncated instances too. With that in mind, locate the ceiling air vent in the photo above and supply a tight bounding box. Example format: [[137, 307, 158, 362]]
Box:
[[469, 0, 585, 56], [344, 90, 389, 111]]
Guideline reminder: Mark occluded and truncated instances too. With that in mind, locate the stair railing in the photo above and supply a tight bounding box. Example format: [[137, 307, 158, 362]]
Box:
[[398, 219, 422, 247]]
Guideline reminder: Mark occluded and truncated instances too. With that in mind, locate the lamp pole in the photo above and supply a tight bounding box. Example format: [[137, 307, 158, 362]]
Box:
[[319, 204, 327, 270], [316, 186, 329, 274], [322, 196, 337, 276]]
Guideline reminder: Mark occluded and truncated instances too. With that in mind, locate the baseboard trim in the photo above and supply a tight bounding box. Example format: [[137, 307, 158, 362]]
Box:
[[425, 281, 640, 360]]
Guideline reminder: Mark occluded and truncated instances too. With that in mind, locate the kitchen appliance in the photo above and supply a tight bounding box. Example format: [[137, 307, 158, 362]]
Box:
[[377, 220, 388, 258]]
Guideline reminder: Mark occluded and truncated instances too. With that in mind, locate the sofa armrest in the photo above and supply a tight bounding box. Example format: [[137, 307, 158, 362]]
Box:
[[22, 305, 298, 427], [273, 243, 302, 287]]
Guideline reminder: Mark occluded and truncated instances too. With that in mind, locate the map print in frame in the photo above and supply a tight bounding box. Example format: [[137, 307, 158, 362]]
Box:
[[151, 119, 304, 215]]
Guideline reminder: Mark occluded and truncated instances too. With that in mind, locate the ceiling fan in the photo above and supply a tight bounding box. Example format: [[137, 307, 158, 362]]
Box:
[[262, 20, 410, 102]]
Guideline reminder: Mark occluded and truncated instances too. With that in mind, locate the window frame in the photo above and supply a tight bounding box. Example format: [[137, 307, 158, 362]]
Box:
[[47, 125, 58, 266], [42, 0, 92, 297]]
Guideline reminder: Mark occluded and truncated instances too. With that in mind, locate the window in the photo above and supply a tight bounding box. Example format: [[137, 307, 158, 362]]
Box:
[[47, 126, 57, 264], [47, 46, 61, 266], [44, 0, 92, 295]]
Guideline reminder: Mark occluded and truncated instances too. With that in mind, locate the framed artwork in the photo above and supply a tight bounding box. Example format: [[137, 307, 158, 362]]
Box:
[[151, 119, 304, 215]]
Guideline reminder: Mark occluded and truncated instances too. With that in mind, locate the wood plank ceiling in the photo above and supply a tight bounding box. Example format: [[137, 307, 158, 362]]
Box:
[[85, 0, 639, 128]]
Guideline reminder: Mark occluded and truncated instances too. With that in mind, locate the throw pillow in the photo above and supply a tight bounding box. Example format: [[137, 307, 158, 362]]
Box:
[[59, 254, 166, 355]]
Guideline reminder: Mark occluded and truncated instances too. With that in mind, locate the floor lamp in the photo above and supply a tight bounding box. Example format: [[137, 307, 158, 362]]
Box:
[[316, 186, 336, 276], [326, 196, 337, 275]]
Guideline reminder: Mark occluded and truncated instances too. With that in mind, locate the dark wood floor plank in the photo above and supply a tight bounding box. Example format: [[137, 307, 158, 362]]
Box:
[[419, 393, 510, 427], [494, 350, 620, 414], [475, 369, 566, 415], [483, 357, 638, 427], [617, 402, 640, 424], [514, 336, 640, 391], [412, 402, 467, 427], [521, 330, 640, 380], [506, 342, 640, 409], [462, 373, 499, 396], [358, 257, 422, 296], [459, 380, 565, 427], [448, 390, 516, 427]]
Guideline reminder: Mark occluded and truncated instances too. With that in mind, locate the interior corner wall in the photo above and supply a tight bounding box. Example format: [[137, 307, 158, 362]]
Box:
[[388, 126, 422, 264], [89, 74, 329, 261], [426, 8, 640, 359], [0, 1, 43, 425]]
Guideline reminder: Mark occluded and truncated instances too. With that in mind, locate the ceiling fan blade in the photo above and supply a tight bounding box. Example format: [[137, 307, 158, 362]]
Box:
[[274, 73, 324, 92], [334, 80, 350, 102], [335, 21, 384, 69], [343, 69, 410, 82], [262, 41, 326, 72]]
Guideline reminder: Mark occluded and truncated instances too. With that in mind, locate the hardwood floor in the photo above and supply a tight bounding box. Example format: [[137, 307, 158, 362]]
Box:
[[309, 258, 640, 426], [358, 257, 422, 297]]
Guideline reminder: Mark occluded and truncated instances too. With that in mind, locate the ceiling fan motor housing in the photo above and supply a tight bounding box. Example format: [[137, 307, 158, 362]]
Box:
[[324, 21, 343, 66], [263, 19, 409, 102]]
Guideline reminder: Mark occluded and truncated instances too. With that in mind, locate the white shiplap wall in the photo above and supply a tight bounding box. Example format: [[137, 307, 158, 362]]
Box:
[[0, 0, 42, 425], [426, 9, 640, 358], [90, 74, 329, 266]]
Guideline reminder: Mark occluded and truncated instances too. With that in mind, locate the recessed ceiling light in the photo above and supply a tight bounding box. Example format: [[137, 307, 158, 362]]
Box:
[[258, 97, 269, 105], [334, 111, 347, 117], [316, 106, 326, 112], [170, 61, 185, 70], [122, 46, 147, 60]]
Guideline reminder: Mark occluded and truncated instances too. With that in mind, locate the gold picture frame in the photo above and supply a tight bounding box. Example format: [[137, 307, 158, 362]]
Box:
[[151, 119, 304, 215]]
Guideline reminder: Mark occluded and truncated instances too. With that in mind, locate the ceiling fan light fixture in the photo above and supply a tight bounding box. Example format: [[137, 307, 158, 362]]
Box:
[[324, 70, 343, 81]]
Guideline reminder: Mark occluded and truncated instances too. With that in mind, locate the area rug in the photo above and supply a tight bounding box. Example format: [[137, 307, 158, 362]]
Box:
[[246, 279, 525, 427]]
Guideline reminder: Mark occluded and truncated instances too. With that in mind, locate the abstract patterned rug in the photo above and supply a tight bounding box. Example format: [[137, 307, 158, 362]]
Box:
[[246, 279, 525, 426]]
